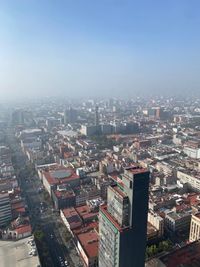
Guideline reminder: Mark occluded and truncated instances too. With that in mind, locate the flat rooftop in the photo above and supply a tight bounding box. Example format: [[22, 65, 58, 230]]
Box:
[[0, 236, 40, 267], [160, 240, 200, 267]]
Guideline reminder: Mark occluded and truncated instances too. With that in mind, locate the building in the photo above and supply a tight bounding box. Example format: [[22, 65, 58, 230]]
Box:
[[77, 230, 99, 267], [146, 240, 200, 267], [177, 170, 200, 192], [76, 205, 98, 223], [148, 210, 164, 237], [42, 167, 80, 196], [0, 236, 40, 267], [60, 207, 82, 234], [189, 213, 200, 242], [0, 192, 12, 226], [64, 107, 77, 124], [80, 125, 101, 136], [95, 106, 99, 126], [101, 124, 113, 135], [99, 166, 150, 267], [184, 145, 200, 159], [165, 211, 191, 233], [52, 185, 76, 210], [75, 186, 100, 206]]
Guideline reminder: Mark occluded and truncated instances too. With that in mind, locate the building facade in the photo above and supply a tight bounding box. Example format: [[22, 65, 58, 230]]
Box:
[[189, 213, 200, 242], [99, 166, 150, 267], [0, 192, 12, 226]]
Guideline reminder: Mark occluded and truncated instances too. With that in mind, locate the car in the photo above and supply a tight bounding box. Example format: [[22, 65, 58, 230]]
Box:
[[64, 260, 69, 266], [50, 234, 54, 239]]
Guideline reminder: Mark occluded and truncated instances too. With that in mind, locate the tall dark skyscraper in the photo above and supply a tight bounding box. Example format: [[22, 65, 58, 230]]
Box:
[[99, 166, 150, 267]]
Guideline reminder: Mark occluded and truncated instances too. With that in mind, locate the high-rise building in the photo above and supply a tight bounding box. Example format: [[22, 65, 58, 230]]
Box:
[[95, 106, 99, 126], [64, 107, 77, 124], [99, 166, 150, 267], [0, 192, 12, 226], [11, 109, 24, 125]]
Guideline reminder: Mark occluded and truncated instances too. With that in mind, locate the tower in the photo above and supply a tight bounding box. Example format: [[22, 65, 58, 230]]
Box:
[[64, 107, 77, 125], [95, 105, 99, 126], [99, 166, 150, 267]]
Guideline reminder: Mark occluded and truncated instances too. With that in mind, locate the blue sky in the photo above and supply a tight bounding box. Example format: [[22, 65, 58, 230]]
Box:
[[0, 0, 200, 100]]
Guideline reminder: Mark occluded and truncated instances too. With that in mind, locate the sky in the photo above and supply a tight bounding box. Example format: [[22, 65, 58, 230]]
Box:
[[0, 0, 200, 101]]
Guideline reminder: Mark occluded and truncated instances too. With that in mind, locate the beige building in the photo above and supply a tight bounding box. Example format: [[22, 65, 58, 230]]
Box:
[[189, 213, 200, 242], [148, 210, 164, 237]]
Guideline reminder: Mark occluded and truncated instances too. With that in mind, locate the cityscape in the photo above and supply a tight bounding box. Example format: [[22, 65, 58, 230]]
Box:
[[0, 96, 200, 267], [1, 1, 200, 267]]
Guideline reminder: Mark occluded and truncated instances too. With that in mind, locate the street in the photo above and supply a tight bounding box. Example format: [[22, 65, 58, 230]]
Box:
[[7, 131, 83, 267]]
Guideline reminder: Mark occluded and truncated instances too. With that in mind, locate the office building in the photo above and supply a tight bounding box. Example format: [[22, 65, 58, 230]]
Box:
[[99, 166, 150, 267], [95, 105, 99, 126], [64, 107, 77, 124], [0, 192, 12, 226]]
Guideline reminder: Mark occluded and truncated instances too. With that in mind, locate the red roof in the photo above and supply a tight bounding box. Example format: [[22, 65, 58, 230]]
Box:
[[15, 225, 32, 234], [54, 189, 75, 199], [160, 241, 200, 267], [62, 207, 82, 229], [73, 222, 98, 235], [77, 230, 99, 259], [76, 205, 98, 221], [43, 167, 79, 185]]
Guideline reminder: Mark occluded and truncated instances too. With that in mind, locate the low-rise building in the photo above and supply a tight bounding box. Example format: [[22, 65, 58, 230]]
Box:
[[76, 205, 98, 223], [165, 211, 191, 232], [177, 170, 200, 192], [60, 207, 82, 234], [189, 213, 200, 242], [42, 166, 80, 196], [52, 185, 76, 209], [148, 210, 164, 237], [77, 230, 99, 267]]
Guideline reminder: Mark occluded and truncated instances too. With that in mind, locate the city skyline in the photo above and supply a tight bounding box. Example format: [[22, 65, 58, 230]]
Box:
[[1, 0, 200, 100]]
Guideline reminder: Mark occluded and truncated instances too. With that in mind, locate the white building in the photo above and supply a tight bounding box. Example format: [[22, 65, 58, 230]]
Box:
[[177, 170, 200, 192], [184, 146, 200, 159]]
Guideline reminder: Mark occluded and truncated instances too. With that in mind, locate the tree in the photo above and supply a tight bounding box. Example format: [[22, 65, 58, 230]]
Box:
[[34, 230, 44, 242]]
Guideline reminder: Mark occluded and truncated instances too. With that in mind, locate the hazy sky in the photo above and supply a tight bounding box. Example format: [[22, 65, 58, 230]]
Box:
[[1, 0, 200, 100]]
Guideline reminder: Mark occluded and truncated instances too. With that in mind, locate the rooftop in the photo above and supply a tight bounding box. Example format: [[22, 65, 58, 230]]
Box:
[[62, 207, 82, 230], [77, 230, 99, 259], [159, 240, 200, 267], [54, 188, 75, 199], [43, 166, 79, 185], [194, 212, 200, 220], [0, 236, 40, 267], [76, 205, 98, 221], [73, 221, 98, 236]]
